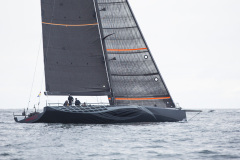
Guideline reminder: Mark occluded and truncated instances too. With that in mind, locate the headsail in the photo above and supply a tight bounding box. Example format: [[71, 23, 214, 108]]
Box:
[[97, 0, 175, 107], [41, 0, 110, 96]]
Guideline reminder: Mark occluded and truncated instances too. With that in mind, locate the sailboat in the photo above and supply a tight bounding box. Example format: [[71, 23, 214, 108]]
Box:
[[14, 0, 196, 123]]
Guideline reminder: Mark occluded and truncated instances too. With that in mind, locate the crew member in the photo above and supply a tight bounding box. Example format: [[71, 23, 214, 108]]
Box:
[[82, 102, 87, 107], [64, 100, 69, 106], [68, 94, 73, 105], [75, 98, 81, 106]]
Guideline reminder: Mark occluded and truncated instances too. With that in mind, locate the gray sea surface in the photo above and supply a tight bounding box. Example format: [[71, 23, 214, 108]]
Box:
[[0, 109, 239, 160]]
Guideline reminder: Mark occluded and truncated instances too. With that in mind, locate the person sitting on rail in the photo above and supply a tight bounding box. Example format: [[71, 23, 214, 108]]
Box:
[[82, 102, 87, 107], [64, 100, 69, 106]]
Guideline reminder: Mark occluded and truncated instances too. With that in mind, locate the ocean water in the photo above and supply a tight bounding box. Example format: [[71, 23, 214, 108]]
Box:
[[0, 109, 239, 160]]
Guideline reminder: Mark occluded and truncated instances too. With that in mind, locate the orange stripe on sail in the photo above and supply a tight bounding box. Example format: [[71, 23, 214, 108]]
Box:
[[42, 22, 98, 27], [108, 97, 171, 101], [107, 48, 147, 52]]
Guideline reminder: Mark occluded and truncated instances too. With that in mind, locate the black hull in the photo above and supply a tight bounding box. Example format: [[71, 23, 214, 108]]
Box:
[[14, 106, 186, 124]]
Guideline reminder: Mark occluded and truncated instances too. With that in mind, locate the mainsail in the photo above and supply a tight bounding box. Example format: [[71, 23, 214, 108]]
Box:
[[41, 0, 110, 95], [97, 0, 175, 107]]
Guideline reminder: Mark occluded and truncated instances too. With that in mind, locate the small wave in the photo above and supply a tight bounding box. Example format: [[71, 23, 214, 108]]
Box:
[[152, 140, 166, 143], [132, 146, 144, 149], [155, 153, 182, 158], [0, 153, 10, 156], [199, 150, 218, 154], [211, 154, 240, 159], [4, 144, 12, 147], [109, 152, 121, 156], [88, 153, 101, 157], [147, 145, 164, 149]]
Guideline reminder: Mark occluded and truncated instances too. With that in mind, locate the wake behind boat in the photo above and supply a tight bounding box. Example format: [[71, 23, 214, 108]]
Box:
[[14, 0, 197, 123]]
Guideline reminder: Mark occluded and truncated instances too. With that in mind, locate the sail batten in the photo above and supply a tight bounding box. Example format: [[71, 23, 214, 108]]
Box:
[[42, 22, 98, 27], [103, 26, 137, 29], [107, 48, 147, 52]]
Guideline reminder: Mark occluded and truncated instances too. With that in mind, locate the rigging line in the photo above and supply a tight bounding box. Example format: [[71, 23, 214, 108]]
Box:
[[37, 43, 45, 112], [40, 70, 44, 92], [37, 70, 45, 112], [27, 37, 42, 109], [32, 0, 56, 110], [188, 112, 201, 121]]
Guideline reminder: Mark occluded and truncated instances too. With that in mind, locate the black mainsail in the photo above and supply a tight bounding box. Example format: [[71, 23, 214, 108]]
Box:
[[97, 0, 175, 107], [41, 0, 110, 96]]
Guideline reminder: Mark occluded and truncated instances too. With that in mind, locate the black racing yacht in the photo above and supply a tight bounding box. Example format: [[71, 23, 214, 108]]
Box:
[[14, 0, 197, 123]]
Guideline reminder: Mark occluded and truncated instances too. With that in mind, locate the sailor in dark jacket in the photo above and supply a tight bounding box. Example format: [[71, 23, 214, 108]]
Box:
[[75, 98, 81, 106], [68, 94, 73, 105]]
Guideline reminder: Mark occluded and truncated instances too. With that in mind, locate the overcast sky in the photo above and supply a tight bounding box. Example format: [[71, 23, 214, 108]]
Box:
[[0, 0, 239, 110]]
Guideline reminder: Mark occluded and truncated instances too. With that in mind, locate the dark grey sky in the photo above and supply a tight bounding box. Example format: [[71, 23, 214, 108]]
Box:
[[0, 0, 239, 109]]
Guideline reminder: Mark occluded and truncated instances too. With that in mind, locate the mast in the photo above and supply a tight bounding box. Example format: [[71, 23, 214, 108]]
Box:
[[93, 0, 115, 105]]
